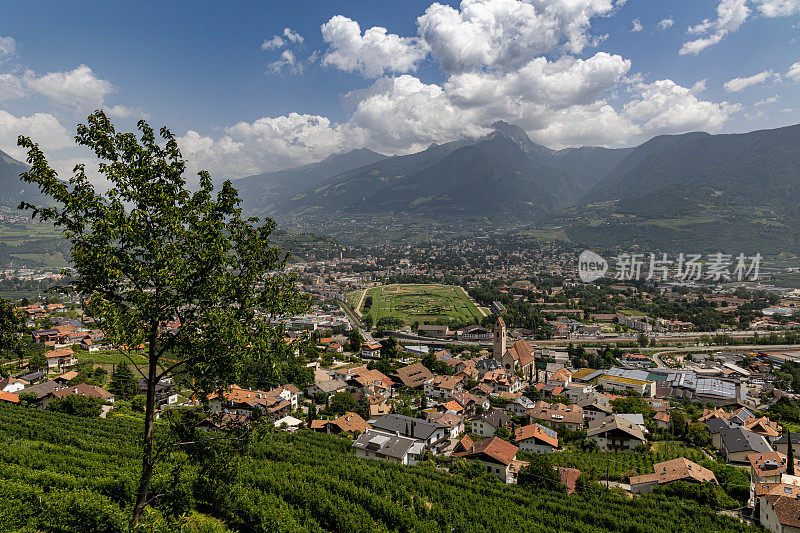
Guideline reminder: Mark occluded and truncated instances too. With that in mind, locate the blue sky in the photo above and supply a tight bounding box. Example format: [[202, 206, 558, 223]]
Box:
[[1, 0, 799, 181]]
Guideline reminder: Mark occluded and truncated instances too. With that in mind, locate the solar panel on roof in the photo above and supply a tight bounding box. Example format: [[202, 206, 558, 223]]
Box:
[[536, 424, 557, 439]]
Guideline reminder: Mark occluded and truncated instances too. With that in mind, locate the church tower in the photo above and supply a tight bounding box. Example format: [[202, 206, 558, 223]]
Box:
[[493, 317, 506, 361]]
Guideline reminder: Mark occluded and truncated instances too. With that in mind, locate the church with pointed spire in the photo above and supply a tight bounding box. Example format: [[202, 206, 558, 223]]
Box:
[[492, 317, 536, 382]]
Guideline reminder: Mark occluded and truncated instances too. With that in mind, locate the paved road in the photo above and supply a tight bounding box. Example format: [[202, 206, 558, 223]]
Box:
[[649, 344, 800, 368], [353, 288, 367, 318]]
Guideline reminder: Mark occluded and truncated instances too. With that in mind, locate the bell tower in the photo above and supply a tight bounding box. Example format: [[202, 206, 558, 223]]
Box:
[[493, 317, 506, 361]]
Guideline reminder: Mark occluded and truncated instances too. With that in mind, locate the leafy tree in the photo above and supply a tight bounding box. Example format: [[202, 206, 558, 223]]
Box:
[[347, 329, 364, 352], [131, 395, 146, 412], [307, 401, 317, 425], [379, 336, 400, 359], [669, 410, 687, 438], [0, 298, 25, 363], [686, 421, 711, 446], [17, 111, 308, 526], [29, 351, 47, 371], [611, 395, 654, 417], [17, 392, 38, 407], [329, 391, 357, 415], [517, 454, 564, 492], [109, 362, 139, 400], [47, 394, 103, 417]]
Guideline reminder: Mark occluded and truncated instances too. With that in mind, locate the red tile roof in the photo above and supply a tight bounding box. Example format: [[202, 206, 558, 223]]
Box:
[[514, 423, 558, 448]]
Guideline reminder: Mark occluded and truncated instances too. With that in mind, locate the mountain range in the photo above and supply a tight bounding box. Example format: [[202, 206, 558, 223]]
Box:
[[3, 121, 800, 252], [0, 149, 40, 210]]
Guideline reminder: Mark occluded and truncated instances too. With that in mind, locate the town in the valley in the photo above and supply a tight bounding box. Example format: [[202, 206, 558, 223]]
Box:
[[5, 242, 800, 531]]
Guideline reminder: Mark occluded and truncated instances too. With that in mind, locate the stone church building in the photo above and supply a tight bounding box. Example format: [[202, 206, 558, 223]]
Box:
[[492, 317, 535, 382]]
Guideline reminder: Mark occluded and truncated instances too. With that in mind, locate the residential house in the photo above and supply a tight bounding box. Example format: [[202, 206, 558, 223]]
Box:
[[424, 375, 464, 402], [370, 414, 449, 452], [630, 458, 717, 494], [760, 494, 800, 533], [527, 401, 584, 432], [18, 381, 63, 409], [17, 371, 45, 385], [481, 369, 522, 395], [0, 391, 20, 404], [80, 337, 101, 352], [45, 348, 77, 371], [513, 423, 559, 453], [745, 417, 783, 441], [53, 371, 79, 385], [699, 407, 731, 423], [137, 378, 178, 407], [547, 367, 572, 386], [587, 415, 647, 451], [470, 409, 512, 437], [719, 427, 773, 464], [704, 418, 735, 449], [776, 434, 800, 458], [506, 396, 536, 416], [453, 435, 522, 484], [748, 452, 800, 506], [50, 383, 114, 403], [393, 363, 434, 389], [0, 377, 28, 393], [208, 385, 292, 421], [310, 412, 369, 437], [653, 411, 671, 429], [360, 341, 382, 359], [306, 377, 348, 398], [577, 392, 613, 424], [352, 429, 425, 465], [451, 391, 485, 416], [425, 411, 464, 439]]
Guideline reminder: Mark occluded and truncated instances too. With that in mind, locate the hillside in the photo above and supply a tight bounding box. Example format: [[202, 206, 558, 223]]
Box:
[[0, 404, 756, 532], [0, 148, 45, 210], [546, 124, 800, 252], [355, 134, 580, 217], [234, 148, 387, 213], [287, 138, 474, 215]]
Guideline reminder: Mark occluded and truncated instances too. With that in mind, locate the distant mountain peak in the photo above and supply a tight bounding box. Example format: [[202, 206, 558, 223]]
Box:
[[488, 121, 553, 156]]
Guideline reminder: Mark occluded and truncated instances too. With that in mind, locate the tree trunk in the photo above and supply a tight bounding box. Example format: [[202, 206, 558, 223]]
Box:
[[130, 321, 159, 528]]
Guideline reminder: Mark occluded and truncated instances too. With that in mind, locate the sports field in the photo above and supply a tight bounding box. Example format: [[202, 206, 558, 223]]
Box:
[[361, 283, 484, 325]]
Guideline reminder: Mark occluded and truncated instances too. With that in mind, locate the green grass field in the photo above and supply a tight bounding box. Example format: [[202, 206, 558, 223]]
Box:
[[362, 283, 484, 325]]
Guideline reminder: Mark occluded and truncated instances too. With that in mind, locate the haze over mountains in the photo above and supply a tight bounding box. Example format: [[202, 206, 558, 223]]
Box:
[[3, 121, 800, 252], [0, 149, 39, 210]]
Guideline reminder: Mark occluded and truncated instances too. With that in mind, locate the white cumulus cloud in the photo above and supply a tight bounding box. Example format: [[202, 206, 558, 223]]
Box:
[[680, 0, 749, 55], [268, 50, 302, 75], [0, 73, 25, 100], [416, 0, 615, 72], [261, 27, 304, 50], [657, 18, 674, 30], [22, 65, 115, 111], [0, 109, 73, 160], [787, 61, 800, 82], [723, 70, 779, 92], [754, 0, 800, 16], [623, 78, 741, 135], [631, 19, 643, 32], [320, 15, 428, 78]]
